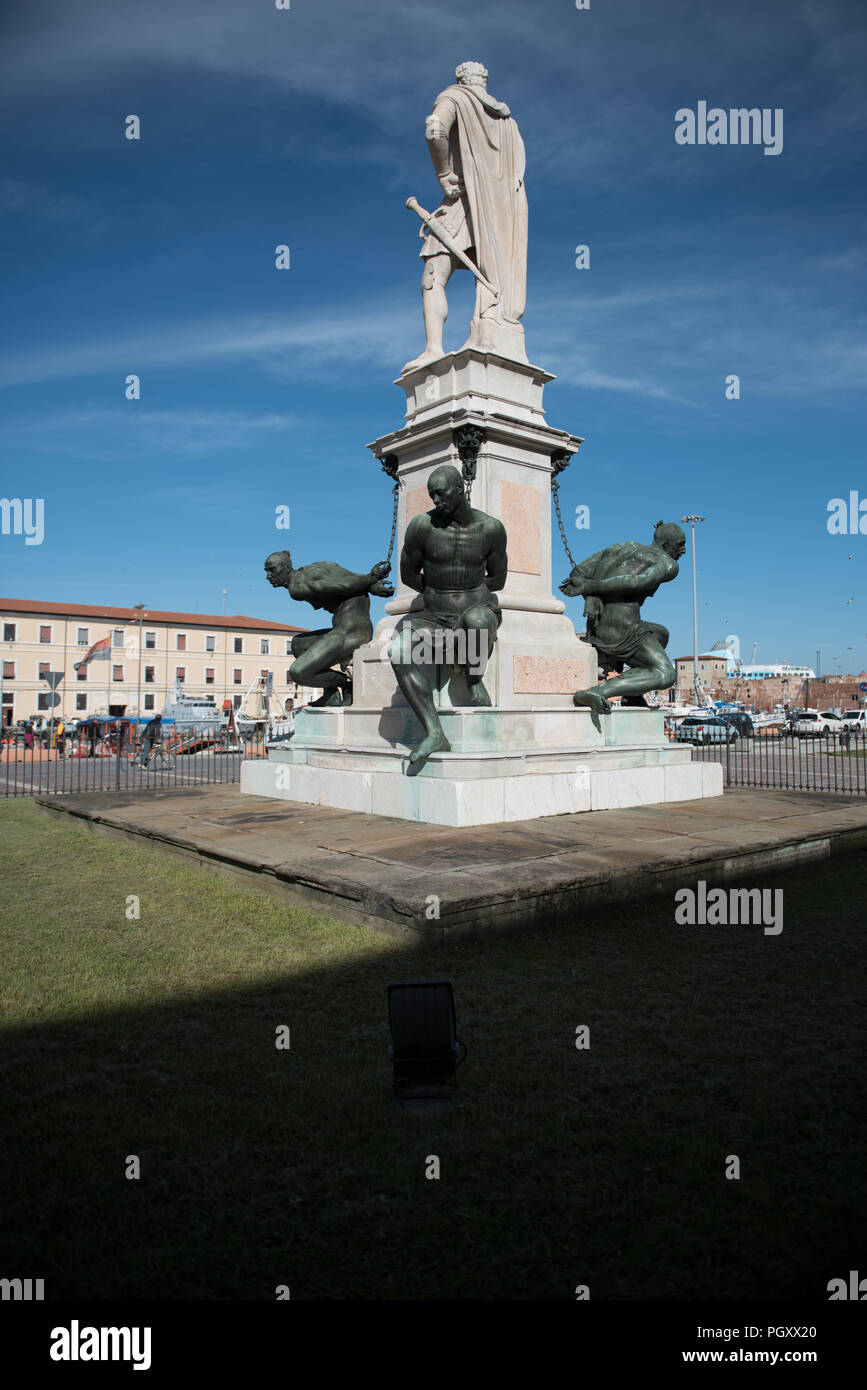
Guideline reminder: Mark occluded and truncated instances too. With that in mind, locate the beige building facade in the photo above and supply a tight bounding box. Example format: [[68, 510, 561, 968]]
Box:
[[0, 598, 312, 727]]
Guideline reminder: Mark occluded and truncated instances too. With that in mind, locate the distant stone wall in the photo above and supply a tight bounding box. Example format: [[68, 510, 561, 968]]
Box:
[[674, 673, 865, 711]]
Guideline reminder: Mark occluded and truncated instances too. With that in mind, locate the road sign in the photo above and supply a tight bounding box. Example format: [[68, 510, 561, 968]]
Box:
[[44, 671, 64, 689], [44, 693, 61, 708]]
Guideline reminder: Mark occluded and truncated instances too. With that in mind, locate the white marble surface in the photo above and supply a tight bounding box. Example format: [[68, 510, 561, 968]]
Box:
[[241, 756, 716, 828]]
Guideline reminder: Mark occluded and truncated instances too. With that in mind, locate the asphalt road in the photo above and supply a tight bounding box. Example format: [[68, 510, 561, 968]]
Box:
[[0, 749, 252, 797]]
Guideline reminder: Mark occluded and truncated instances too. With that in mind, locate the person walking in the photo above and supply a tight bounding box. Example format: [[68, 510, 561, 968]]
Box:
[[140, 713, 162, 768], [55, 719, 66, 758], [24, 722, 34, 751]]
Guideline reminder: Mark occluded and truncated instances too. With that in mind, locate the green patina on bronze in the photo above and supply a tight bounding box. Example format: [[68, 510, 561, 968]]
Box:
[[392, 463, 508, 772], [560, 521, 686, 713], [265, 552, 394, 708]]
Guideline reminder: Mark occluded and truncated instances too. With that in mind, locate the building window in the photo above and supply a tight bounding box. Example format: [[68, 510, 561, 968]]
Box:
[[260, 639, 270, 655], [2, 691, 12, 705], [233, 694, 242, 709], [3, 623, 16, 642], [176, 667, 186, 683], [260, 668, 269, 679], [176, 633, 186, 651], [37, 693, 50, 711], [285, 639, 293, 655], [39, 625, 51, 643], [205, 668, 215, 684], [39, 662, 50, 677], [145, 631, 156, 649], [144, 693, 155, 711], [77, 627, 89, 645], [3, 660, 14, 679], [144, 666, 155, 683], [76, 693, 87, 711], [77, 666, 87, 681], [233, 637, 243, 654], [112, 629, 124, 647], [233, 669, 242, 684], [285, 670, 292, 685], [206, 635, 216, 652], [113, 665, 123, 682]]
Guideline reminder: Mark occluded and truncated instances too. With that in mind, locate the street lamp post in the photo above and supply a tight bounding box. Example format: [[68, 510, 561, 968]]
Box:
[[681, 515, 706, 706]]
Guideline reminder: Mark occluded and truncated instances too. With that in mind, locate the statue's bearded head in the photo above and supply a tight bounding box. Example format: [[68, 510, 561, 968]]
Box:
[[653, 522, 687, 560], [265, 550, 293, 588], [456, 61, 488, 89]]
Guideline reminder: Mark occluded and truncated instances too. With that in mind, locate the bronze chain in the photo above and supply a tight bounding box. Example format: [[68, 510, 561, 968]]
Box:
[[379, 454, 402, 570], [550, 449, 576, 569]]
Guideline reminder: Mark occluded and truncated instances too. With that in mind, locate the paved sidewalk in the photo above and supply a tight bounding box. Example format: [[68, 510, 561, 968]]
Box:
[[36, 785, 867, 939]]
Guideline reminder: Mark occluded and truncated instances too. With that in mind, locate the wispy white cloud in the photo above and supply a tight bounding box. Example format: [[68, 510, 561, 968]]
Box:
[[1, 406, 304, 461], [0, 300, 418, 389], [531, 265, 867, 401], [0, 178, 106, 228], [4, 0, 865, 183]]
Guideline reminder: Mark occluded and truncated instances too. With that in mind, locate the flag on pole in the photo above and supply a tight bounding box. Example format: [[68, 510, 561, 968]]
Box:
[[74, 635, 112, 671]]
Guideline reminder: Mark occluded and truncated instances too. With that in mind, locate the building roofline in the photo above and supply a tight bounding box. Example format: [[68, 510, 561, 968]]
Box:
[[0, 597, 306, 633]]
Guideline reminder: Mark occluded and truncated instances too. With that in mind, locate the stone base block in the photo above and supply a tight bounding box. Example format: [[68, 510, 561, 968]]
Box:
[[289, 702, 671, 756], [242, 749, 721, 827], [352, 607, 597, 710]]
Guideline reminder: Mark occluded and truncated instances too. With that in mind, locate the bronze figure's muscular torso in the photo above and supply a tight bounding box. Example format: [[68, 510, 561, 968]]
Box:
[[265, 551, 394, 707], [560, 522, 686, 713], [392, 464, 507, 770]]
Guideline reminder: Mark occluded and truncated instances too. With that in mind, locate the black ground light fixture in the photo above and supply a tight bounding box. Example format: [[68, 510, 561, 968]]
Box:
[[387, 978, 466, 1112]]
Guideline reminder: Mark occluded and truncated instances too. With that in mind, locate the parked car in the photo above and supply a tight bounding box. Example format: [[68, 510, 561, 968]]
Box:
[[792, 710, 843, 737], [675, 716, 738, 745], [841, 710, 867, 735], [716, 710, 755, 739]]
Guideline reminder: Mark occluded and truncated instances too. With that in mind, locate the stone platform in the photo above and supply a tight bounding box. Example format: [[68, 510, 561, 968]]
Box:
[[244, 705, 720, 825], [35, 785, 867, 941]]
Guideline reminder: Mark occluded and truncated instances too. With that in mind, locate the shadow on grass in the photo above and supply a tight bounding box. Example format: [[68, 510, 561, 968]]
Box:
[[1, 852, 865, 1301]]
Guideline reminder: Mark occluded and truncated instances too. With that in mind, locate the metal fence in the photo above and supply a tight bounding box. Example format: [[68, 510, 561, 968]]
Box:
[[4, 723, 865, 801], [0, 726, 269, 798], [688, 730, 867, 796]]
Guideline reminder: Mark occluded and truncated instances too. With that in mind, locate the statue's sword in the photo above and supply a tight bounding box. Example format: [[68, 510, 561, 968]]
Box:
[[405, 197, 499, 300]]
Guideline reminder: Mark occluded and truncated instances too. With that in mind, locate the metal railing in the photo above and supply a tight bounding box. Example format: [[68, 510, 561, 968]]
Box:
[[5, 722, 864, 801], [687, 728, 867, 796], [0, 726, 275, 798]]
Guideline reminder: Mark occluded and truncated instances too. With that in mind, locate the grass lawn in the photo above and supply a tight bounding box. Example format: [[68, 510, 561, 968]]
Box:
[[1, 798, 865, 1300]]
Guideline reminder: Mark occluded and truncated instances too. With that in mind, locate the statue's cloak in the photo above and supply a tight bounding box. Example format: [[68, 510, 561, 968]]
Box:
[[437, 83, 528, 325]]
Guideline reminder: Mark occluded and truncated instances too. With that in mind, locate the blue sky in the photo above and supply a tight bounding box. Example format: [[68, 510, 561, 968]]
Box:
[[1, 0, 865, 673]]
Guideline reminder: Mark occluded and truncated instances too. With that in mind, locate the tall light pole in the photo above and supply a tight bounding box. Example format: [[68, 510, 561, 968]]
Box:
[[134, 603, 146, 727], [681, 515, 706, 706]]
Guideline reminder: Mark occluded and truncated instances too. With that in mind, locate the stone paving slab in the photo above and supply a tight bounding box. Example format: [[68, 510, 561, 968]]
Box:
[[35, 785, 867, 941]]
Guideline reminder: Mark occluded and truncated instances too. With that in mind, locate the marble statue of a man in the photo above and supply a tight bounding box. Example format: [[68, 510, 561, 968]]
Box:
[[402, 61, 528, 374]]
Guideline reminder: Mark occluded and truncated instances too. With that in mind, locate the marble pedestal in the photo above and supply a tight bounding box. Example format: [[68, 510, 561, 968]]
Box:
[[242, 706, 720, 827], [241, 348, 722, 826], [356, 348, 591, 710]]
